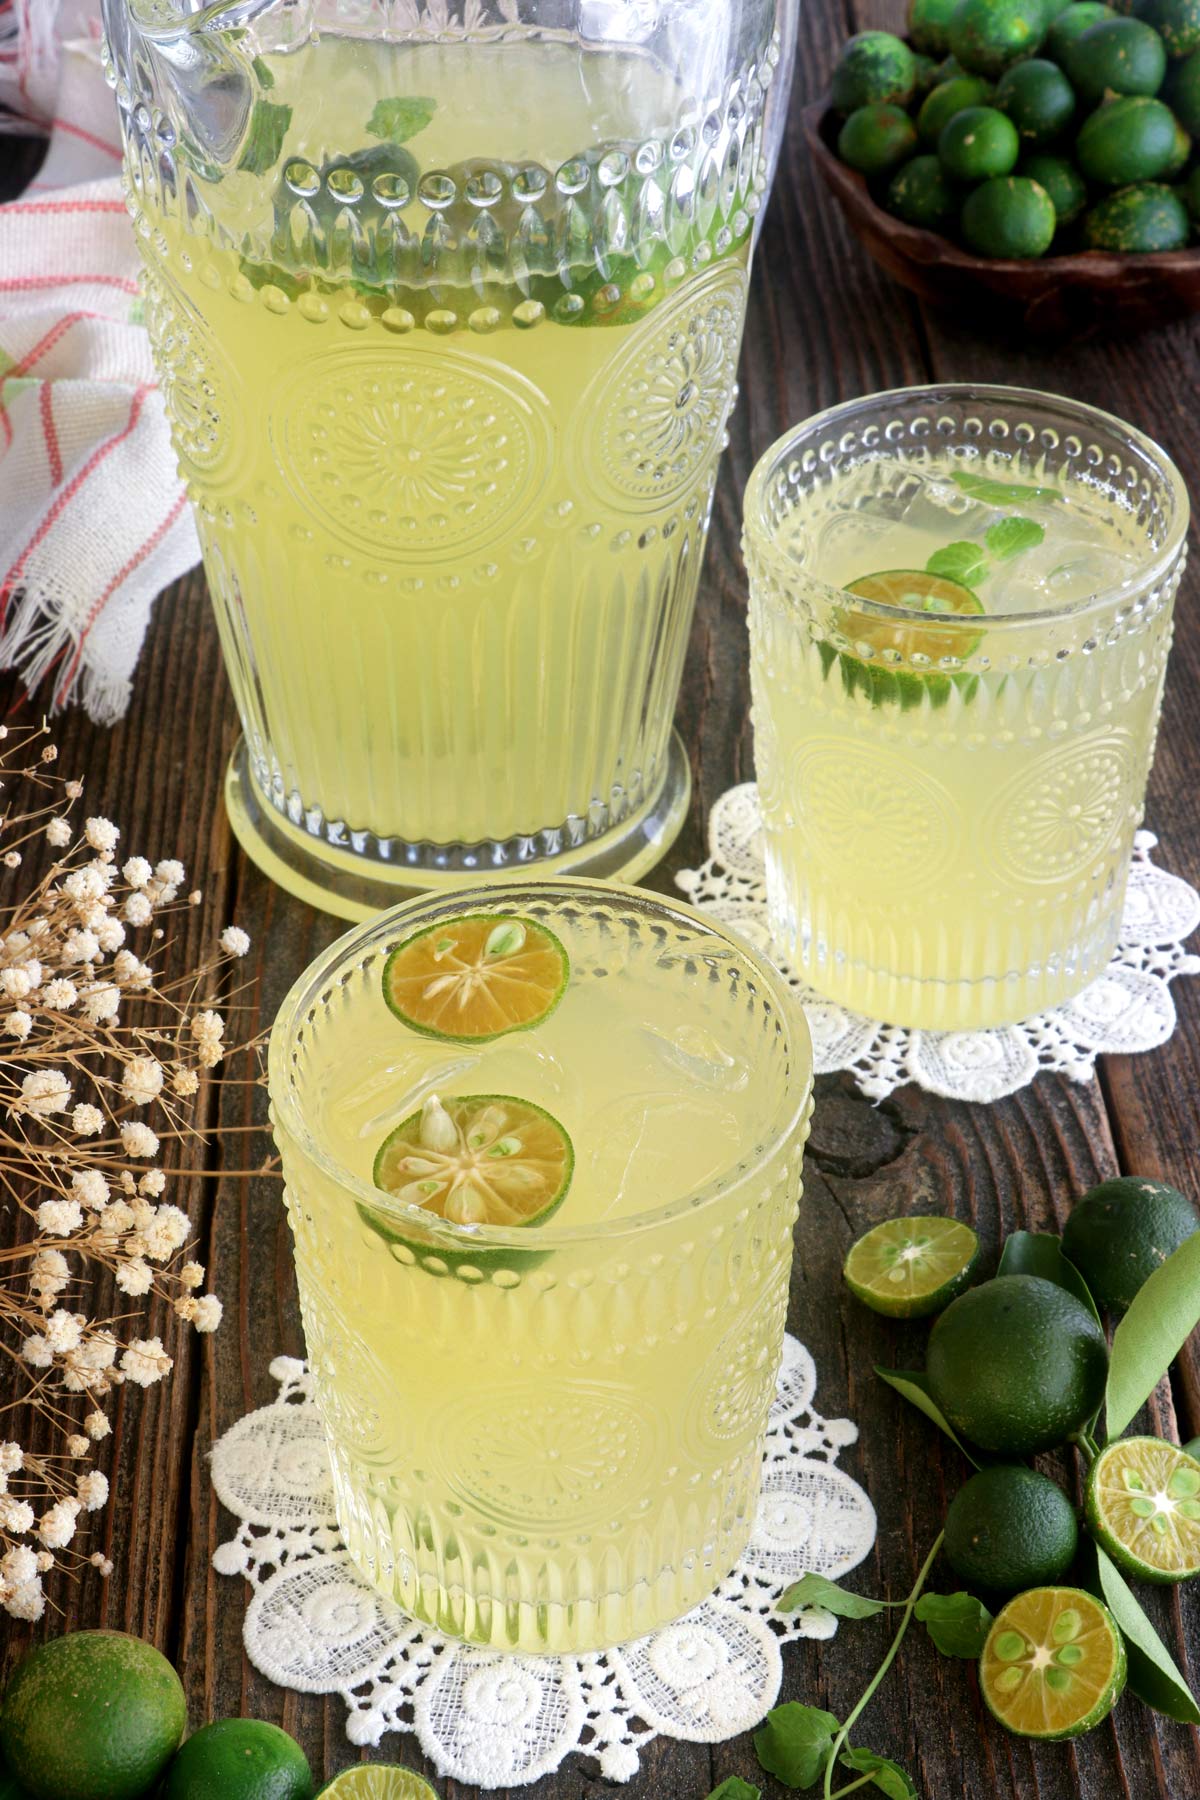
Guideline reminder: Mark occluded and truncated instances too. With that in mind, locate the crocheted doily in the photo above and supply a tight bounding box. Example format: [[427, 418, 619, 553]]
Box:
[[211, 1338, 875, 1788], [676, 784, 1200, 1103]]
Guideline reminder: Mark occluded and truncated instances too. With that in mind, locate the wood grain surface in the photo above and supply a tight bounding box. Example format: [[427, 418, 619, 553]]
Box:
[[2, 3, 1199, 1794]]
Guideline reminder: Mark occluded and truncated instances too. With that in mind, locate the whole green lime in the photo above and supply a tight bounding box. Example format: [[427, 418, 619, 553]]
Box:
[[1062, 1176, 1198, 1309], [910, 0, 961, 55], [961, 173, 1059, 252], [887, 153, 961, 229], [945, 1465, 1080, 1593], [1065, 15, 1167, 97], [1046, 1, 1118, 60], [918, 73, 996, 140], [1020, 150, 1089, 220], [0, 1632, 186, 1800], [831, 31, 918, 113], [838, 103, 920, 174], [1157, 0, 1200, 56], [939, 103, 1022, 175], [1168, 45, 1200, 129], [1041, 0, 1078, 19], [926, 1274, 1108, 1453], [1165, 111, 1193, 166], [161, 1721, 313, 1800], [950, 0, 1048, 73], [1076, 93, 1179, 180], [995, 57, 1078, 138]]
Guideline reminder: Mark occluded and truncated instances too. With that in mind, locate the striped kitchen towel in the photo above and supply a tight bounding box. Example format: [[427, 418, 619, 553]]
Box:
[[0, 0, 199, 722]]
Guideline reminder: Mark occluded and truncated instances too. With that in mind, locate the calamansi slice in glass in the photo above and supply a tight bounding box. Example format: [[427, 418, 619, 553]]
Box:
[[373, 1093, 574, 1228], [1086, 1437, 1200, 1584], [318, 1769, 439, 1799], [843, 1216, 980, 1318], [382, 913, 569, 1042], [840, 569, 985, 666], [980, 1587, 1126, 1741]]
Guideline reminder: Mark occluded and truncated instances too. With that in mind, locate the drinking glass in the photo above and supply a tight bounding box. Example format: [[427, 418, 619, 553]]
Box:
[[268, 879, 813, 1652], [744, 385, 1189, 1030], [101, 0, 790, 918]]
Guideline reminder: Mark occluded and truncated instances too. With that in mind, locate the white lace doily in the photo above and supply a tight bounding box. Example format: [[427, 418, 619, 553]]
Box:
[[211, 1338, 874, 1788], [677, 784, 1200, 1104]]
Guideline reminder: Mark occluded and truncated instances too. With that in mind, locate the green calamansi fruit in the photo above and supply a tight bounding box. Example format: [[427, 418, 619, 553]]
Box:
[[1086, 1437, 1200, 1582], [910, 0, 961, 55], [1041, 0, 1078, 20], [1083, 180, 1191, 244], [925, 1274, 1108, 1453], [939, 103, 1023, 175], [887, 153, 962, 229], [1165, 111, 1193, 166], [1020, 150, 1089, 220], [1046, 0, 1118, 60], [1062, 1176, 1198, 1310], [1157, 0, 1200, 56], [1167, 43, 1200, 128], [1065, 15, 1168, 97], [980, 1589, 1126, 1740], [1076, 93, 1179, 180], [950, 0, 1048, 74], [918, 73, 996, 140], [831, 31, 919, 114], [995, 57, 1078, 138], [162, 1721, 314, 1800], [945, 1465, 1080, 1593], [838, 103, 921, 175], [961, 172, 1060, 252]]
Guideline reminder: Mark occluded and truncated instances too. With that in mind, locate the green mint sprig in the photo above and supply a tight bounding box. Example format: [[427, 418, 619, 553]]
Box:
[[366, 96, 437, 143], [951, 470, 1061, 506], [925, 515, 1045, 592], [237, 99, 292, 174]]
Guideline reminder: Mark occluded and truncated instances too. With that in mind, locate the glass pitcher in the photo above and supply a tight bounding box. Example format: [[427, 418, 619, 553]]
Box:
[[100, 0, 792, 918]]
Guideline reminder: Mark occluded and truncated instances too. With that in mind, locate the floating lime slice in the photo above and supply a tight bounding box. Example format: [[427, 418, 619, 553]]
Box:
[[843, 1215, 980, 1318], [319, 1768, 440, 1799], [1086, 1437, 1200, 1583], [373, 1093, 574, 1229], [383, 913, 569, 1043], [980, 1587, 1126, 1740], [841, 568, 986, 665]]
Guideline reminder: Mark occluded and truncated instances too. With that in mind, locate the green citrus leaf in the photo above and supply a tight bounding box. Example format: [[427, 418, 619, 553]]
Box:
[[874, 1367, 987, 1470], [705, 1781, 762, 1800], [951, 470, 1060, 505], [366, 96, 437, 142], [753, 1703, 840, 1789], [985, 515, 1045, 560], [841, 1748, 919, 1800], [1091, 1542, 1200, 1724], [914, 1591, 994, 1658], [997, 1231, 1102, 1327], [925, 541, 987, 587], [1106, 1234, 1200, 1440], [777, 1573, 888, 1620], [237, 99, 292, 174]]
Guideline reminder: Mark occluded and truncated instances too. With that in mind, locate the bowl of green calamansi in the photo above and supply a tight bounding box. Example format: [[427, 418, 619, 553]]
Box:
[[805, 0, 1200, 333]]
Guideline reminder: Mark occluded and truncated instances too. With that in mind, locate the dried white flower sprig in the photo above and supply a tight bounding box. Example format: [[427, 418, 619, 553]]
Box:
[[0, 723, 253, 1624]]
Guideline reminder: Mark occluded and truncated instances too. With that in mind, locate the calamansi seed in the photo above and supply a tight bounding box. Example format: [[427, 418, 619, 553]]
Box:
[[1055, 1644, 1085, 1666], [994, 1631, 1028, 1662], [994, 1666, 1024, 1692], [1122, 1468, 1146, 1492], [1169, 1468, 1200, 1498], [485, 920, 526, 959], [1129, 1496, 1156, 1518], [1052, 1609, 1082, 1643], [1045, 1667, 1072, 1692]]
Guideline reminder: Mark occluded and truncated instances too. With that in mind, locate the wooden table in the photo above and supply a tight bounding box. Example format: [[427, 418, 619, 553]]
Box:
[[3, 4, 1200, 1795]]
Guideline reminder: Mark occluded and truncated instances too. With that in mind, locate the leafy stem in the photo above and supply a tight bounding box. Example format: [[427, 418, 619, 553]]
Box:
[[822, 1533, 945, 1800], [1072, 1427, 1103, 1463], [829, 1775, 879, 1798]]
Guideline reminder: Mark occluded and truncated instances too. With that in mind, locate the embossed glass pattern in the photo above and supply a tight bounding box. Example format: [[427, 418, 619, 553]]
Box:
[[745, 386, 1189, 1029], [268, 880, 813, 1652], [102, 0, 789, 918]]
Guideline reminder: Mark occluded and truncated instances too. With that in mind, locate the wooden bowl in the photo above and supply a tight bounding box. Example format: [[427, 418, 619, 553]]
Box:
[[803, 101, 1200, 337]]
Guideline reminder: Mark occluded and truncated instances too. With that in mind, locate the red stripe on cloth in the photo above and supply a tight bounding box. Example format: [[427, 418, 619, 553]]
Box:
[[3, 199, 127, 218], [0, 273, 140, 296], [50, 118, 123, 160], [0, 312, 103, 449], [38, 383, 61, 486], [55, 489, 190, 705], [0, 383, 155, 623]]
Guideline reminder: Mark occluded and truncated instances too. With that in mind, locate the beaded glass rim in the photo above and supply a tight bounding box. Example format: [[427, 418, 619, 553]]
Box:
[[267, 877, 814, 1249], [743, 382, 1190, 638]]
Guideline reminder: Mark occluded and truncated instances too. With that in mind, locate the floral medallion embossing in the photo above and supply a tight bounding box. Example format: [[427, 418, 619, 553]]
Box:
[[985, 735, 1137, 886], [575, 263, 748, 513], [143, 267, 240, 485], [271, 346, 553, 561], [687, 1292, 788, 1453], [441, 1380, 661, 1533], [787, 740, 957, 892]]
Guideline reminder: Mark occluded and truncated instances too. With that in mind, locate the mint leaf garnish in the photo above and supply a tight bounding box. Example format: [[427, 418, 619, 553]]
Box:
[[986, 515, 1045, 560], [753, 1702, 840, 1789], [237, 99, 292, 174], [914, 1591, 993, 1658], [778, 1573, 888, 1620], [841, 1748, 919, 1800], [366, 96, 437, 143], [926, 541, 987, 587], [952, 470, 1060, 505]]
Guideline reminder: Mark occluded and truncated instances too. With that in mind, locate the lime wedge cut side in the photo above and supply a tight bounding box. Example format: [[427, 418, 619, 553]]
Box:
[[319, 1768, 440, 1799], [841, 568, 985, 666], [383, 913, 569, 1043], [843, 1216, 980, 1318], [373, 1093, 574, 1229], [980, 1587, 1126, 1741], [1086, 1437, 1200, 1584]]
